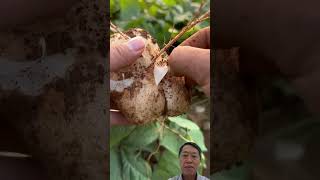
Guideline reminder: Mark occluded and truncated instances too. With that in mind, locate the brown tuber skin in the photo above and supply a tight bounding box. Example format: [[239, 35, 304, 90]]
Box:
[[110, 28, 191, 124]]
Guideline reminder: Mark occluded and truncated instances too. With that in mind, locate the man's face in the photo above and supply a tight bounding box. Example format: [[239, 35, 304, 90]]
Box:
[[179, 145, 200, 176]]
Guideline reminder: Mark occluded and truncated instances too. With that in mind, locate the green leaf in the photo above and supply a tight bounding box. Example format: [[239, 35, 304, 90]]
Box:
[[142, 22, 156, 38], [168, 116, 200, 130], [148, 5, 158, 16], [121, 122, 160, 149], [140, 140, 158, 153], [120, 0, 141, 20], [110, 125, 136, 148], [163, 0, 177, 7], [174, 5, 184, 14], [124, 17, 144, 29], [121, 148, 152, 180], [189, 129, 207, 151], [199, 153, 207, 174], [160, 127, 188, 156], [110, 148, 123, 180], [138, 0, 147, 9], [152, 150, 180, 180], [174, 12, 192, 22], [110, 0, 115, 12]]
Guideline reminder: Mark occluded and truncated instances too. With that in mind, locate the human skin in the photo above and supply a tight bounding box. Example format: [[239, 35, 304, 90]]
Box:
[[110, 28, 210, 125], [168, 27, 210, 97], [110, 27, 210, 125], [179, 145, 201, 180], [110, 37, 146, 125]]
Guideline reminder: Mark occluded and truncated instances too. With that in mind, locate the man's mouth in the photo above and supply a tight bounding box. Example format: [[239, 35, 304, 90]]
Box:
[[184, 165, 194, 169]]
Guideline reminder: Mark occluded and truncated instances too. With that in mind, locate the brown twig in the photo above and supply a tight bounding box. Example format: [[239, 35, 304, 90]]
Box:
[[110, 21, 130, 39], [152, 10, 210, 62], [193, 0, 207, 21]]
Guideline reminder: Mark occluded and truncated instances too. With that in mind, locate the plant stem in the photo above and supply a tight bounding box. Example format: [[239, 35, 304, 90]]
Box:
[[147, 140, 161, 162], [164, 125, 190, 142], [110, 21, 130, 39], [151, 10, 210, 62]]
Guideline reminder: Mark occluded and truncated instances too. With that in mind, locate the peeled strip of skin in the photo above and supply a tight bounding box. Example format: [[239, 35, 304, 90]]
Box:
[[110, 28, 190, 124], [154, 64, 169, 86]]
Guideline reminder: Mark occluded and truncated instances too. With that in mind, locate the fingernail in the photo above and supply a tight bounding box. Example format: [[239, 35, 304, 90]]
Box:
[[127, 36, 145, 52]]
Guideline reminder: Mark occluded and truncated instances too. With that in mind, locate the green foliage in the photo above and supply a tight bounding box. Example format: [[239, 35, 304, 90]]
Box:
[[168, 116, 200, 130], [110, 0, 210, 47], [110, 148, 123, 180], [160, 126, 188, 155], [152, 150, 180, 180], [121, 123, 160, 149], [121, 148, 152, 180], [110, 125, 136, 148], [110, 116, 207, 179]]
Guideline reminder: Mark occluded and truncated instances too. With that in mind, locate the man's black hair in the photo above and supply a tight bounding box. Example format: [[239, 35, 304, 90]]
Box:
[[178, 142, 202, 159]]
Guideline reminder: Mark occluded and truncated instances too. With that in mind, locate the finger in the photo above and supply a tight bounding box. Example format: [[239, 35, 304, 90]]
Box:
[[169, 46, 210, 94], [180, 27, 210, 49], [110, 36, 145, 72], [110, 111, 132, 126]]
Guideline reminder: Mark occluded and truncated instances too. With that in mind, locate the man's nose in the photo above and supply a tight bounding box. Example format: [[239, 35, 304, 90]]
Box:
[[185, 155, 193, 162]]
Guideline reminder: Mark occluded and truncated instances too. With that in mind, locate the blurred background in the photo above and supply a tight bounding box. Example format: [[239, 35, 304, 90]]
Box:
[[110, 0, 209, 50], [212, 54, 320, 180]]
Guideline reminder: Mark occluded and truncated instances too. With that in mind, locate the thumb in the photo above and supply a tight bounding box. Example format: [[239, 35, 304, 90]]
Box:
[[110, 36, 145, 72]]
